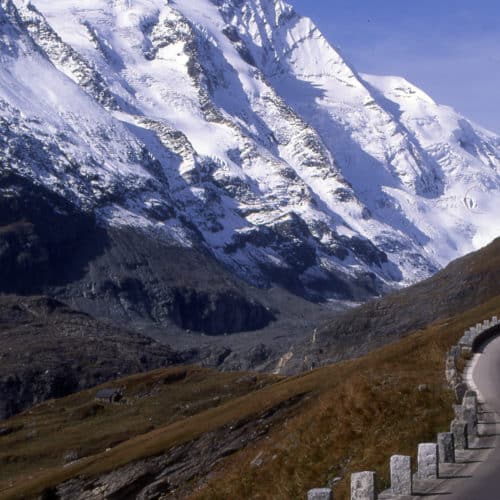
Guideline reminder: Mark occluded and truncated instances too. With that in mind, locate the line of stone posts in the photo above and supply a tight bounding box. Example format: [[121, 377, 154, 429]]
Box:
[[306, 389, 477, 499], [306, 314, 498, 500]]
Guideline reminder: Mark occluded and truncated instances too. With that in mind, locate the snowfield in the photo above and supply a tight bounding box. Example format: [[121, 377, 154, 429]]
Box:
[[1, 0, 499, 300]]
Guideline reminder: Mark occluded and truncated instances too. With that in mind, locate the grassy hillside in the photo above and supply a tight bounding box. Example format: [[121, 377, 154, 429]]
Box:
[[196, 297, 500, 499], [1, 295, 500, 499]]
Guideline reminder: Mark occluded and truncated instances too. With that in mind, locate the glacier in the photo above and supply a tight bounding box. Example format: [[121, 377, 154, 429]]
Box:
[[1, 0, 499, 302]]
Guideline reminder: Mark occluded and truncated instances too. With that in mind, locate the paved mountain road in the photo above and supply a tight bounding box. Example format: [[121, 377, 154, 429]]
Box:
[[435, 333, 500, 500], [381, 333, 500, 499], [422, 333, 500, 499]]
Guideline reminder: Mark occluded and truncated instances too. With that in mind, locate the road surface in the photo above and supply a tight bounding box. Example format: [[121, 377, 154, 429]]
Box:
[[381, 333, 500, 499], [437, 333, 500, 499]]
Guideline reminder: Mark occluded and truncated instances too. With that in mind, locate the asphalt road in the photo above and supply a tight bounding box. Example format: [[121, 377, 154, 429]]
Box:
[[381, 333, 500, 499], [440, 333, 500, 500]]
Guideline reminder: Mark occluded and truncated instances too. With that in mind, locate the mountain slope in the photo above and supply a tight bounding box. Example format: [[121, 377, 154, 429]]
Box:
[[0, 0, 499, 316], [280, 237, 500, 373]]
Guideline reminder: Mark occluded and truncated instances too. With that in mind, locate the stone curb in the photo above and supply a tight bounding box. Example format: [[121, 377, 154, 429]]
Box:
[[306, 315, 500, 500]]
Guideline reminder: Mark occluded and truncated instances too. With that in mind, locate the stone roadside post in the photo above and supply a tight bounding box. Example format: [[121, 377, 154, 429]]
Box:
[[450, 420, 468, 450], [417, 443, 438, 479], [351, 471, 377, 500], [307, 488, 333, 500], [390, 455, 412, 495], [437, 432, 455, 463]]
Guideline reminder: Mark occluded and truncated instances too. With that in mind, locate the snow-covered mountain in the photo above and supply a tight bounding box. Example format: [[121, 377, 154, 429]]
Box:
[[1, 0, 499, 303]]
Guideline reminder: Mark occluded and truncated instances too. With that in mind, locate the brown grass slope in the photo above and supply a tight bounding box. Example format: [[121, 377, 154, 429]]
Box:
[[195, 295, 500, 500], [0, 239, 499, 499], [3, 297, 500, 499]]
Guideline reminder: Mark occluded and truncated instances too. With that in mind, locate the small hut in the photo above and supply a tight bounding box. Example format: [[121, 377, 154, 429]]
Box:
[[95, 388, 123, 403]]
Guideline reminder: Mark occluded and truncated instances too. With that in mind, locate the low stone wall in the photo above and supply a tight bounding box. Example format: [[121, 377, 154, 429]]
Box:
[[306, 315, 500, 499]]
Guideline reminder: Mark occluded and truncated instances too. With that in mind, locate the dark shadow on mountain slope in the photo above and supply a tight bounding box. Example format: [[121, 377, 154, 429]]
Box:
[[0, 294, 189, 420], [0, 172, 109, 292], [0, 172, 275, 335]]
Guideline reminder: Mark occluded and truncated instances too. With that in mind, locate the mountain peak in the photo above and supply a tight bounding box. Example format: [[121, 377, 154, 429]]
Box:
[[1, 0, 499, 305]]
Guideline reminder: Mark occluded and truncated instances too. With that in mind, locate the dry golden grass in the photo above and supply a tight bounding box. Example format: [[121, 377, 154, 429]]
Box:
[[0, 367, 279, 499], [1, 295, 499, 500], [192, 296, 500, 499]]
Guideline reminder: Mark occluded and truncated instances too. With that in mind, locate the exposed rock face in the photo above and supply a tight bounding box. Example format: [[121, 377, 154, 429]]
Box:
[[0, 173, 107, 294], [0, 295, 191, 420], [168, 289, 273, 334]]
